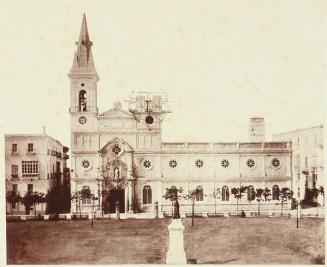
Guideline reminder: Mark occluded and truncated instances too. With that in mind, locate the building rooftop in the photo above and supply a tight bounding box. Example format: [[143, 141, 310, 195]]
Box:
[[273, 125, 323, 136], [5, 133, 65, 147]]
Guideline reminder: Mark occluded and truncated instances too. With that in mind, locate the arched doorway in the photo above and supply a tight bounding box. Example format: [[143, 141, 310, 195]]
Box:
[[104, 189, 125, 213]]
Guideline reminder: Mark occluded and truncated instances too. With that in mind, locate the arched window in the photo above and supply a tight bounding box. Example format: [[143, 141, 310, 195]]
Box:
[[79, 90, 87, 111], [81, 185, 91, 204], [272, 185, 279, 200], [143, 185, 152, 204], [222, 186, 229, 201], [195, 186, 204, 201], [247, 185, 255, 201]]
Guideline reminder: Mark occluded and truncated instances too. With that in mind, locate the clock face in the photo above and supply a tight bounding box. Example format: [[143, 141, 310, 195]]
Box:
[[145, 115, 154, 124], [79, 116, 87, 124]]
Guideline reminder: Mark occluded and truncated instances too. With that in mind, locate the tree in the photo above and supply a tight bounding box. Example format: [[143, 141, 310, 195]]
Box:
[[210, 187, 221, 214], [309, 187, 320, 216], [279, 187, 293, 216], [72, 187, 98, 226], [184, 187, 204, 226], [263, 187, 272, 202], [89, 193, 99, 228], [6, 190, 21, 216], [163, 186, 183, 219], [231, 186, 246, 212], [254, 188, 264, 215], [319, 186, 324, 206], [100, 188, 110, 217], [71, 191, 82, 218], [22, 191, 46, 218], [46, 186, 71, 214]]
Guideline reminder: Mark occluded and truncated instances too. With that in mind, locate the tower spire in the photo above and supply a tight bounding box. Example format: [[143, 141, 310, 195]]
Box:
[[69, 14, 98, 80]]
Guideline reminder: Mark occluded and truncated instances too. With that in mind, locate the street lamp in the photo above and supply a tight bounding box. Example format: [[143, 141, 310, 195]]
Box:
[[297, 172, 301, 228]]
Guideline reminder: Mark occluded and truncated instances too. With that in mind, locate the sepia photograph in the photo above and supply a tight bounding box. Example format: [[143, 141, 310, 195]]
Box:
[[2, 0, 325, 265]]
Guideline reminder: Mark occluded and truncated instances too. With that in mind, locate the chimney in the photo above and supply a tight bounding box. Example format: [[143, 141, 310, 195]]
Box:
[[248, 118, 265, 142]]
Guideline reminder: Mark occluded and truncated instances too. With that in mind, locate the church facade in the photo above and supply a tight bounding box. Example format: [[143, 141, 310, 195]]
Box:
[[69, 15, 292, 215]]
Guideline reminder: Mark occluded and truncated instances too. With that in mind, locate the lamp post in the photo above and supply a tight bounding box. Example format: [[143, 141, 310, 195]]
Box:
[[297, 172, 300, 228], [97, 178, 100, 211]]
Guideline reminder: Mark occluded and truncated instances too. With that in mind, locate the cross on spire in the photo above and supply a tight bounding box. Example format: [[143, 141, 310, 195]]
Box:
[[73, 14, 95, 68], [69, 14, 98, 80]]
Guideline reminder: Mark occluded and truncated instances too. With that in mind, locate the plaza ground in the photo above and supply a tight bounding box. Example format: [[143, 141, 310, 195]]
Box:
[[7, 217, 324, 264], [7, 219, 169, 264], [183, 217, 325, 264]]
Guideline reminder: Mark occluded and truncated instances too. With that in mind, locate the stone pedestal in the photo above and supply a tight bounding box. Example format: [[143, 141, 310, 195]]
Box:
[[154, 201, 159, 219], [166, 219, 187, 264], [115, 201, 120, 220]]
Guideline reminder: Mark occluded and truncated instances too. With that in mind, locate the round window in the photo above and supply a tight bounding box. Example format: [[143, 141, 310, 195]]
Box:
[[112, 145, 121, 155], [221, 159, 230, 168], [246, 158, 256, 169], [271, 158, 281, 169], [195, 159, 204, 168], [143, 159, 152, 169], [169, 159, 178, 168], [82, 160, 91, 169]]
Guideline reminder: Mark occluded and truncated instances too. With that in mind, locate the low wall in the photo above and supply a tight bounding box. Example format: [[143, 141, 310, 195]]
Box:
[[6, 207, 325, 221], [160, 202, 292, 213]]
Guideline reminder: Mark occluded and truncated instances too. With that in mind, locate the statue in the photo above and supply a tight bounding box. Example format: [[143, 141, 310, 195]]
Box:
[[173, 199, 180, 219], [114, 167, 120, 180]]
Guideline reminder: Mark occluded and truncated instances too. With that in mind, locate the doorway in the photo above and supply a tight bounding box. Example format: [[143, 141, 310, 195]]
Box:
[[105, 189, 125, 213]]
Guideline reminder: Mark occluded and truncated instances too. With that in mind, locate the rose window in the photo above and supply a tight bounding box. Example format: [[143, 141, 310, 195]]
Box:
[[246, 158, 256, 169], [112, 145, 121, 155], [221, 159, 230, 168], [271, 158, 281, 168], [143, 160, 152, 169], [82, 160, 90, 169], [195, 159, 204, 168], [169, 159, 178, 168]]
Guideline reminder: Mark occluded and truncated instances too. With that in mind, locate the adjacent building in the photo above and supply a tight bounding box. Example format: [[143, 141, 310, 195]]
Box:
[[69, 15, 293, 215], [273, 125, 324, 205], [5, 129, 69, 215]]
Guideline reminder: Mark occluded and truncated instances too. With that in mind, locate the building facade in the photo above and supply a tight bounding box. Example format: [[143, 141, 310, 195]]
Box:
[[273, 125, 324, 205], [5, 130, 69, 215], [69, 15, 293, 215]]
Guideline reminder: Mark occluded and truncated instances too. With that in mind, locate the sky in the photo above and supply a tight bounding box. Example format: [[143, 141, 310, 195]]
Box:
[[1, 0, 325, 147]]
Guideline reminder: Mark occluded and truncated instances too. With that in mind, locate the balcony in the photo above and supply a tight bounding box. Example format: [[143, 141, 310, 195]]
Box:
[[22, 174, 39, 179]]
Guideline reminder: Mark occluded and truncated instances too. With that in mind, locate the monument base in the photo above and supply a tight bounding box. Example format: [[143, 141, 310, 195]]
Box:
[[166, 218, 187, 264]]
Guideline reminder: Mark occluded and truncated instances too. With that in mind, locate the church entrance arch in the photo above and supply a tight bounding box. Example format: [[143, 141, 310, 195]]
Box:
[[104, 189, 125, 213]]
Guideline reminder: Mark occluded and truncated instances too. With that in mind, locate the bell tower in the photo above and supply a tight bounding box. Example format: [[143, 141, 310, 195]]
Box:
[[68, 14, 99, 132]]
